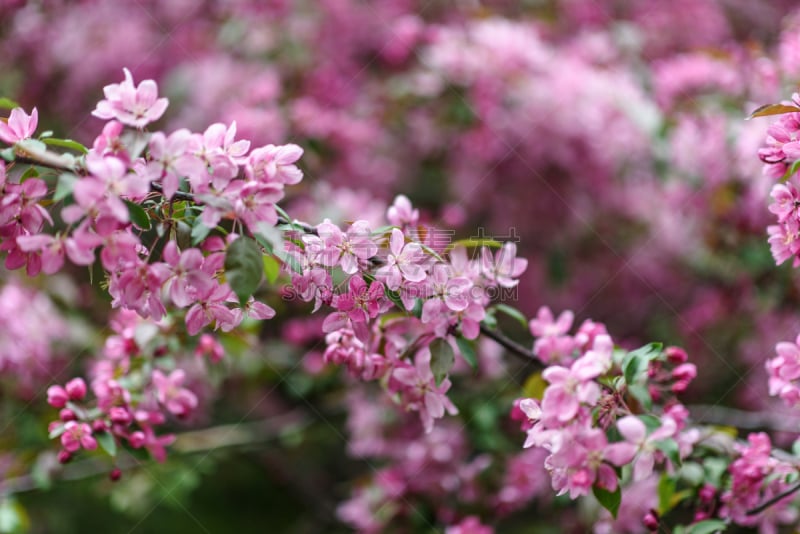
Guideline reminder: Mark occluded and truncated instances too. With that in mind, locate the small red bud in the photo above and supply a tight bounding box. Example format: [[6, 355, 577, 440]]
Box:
[[643, 510, 659, 531], [109, 467, 122, 482], [59, 408, 77, 422], [57, 450, 72, 464]]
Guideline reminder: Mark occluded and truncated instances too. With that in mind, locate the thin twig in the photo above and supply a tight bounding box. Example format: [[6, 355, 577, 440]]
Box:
[[747, 480, 800, 516], [479, 323, 542, 367], [688, 404, 800, 433]]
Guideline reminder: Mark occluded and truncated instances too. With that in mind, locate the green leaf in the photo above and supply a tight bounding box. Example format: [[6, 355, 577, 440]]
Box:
[[19, 166, 38, 181], [592, 483, 621, 519], [273, 248, 303, 275], [429, 338, 455, 386], [370, 225, 397, 236], [654, 438, 681, 468], [48, 424, 66, 440], [658, 474, 676, 515], [38, 130, 53, 139], [455, 336, 477, 370], [445, 237, 503, 252], [628, 383, 652, 411], [493, 303, 529, 329], [748, 103, 800, 120], [0, 97, 20, 110], [224, 236, 264, 304], [686, 519, 727, 534], [0, 148, 14, 161], [781, 159, 800, 183], [54, 173, 78, 202], [522, 371, 547, 400], [96, 432, 117, 457], [622, 342, 662, 385], [42, 137, 89, 154], [124, 200, 151, 230], [191, 220, 211, 245], [263, 254, 281, 284], [639, 414, 662, 432]]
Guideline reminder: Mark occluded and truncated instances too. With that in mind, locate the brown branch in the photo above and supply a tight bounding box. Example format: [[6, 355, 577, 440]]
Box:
[[10, 145, 538, 365], [1, 409, 310, 496], [479, 323, 542, 367], [688, 404, 800, 433], [747, 480, 800, 516]]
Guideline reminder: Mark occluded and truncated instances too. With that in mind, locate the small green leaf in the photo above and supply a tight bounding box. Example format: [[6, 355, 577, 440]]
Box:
[[782, 159, 800, 183], [445, 237, 503, 252], [225, 236, 264, 304], [54, 173, 78, 202], [96, 432, 117, 457], [38, 130, 53, 139], [273, 248, 303, 275], [0, 97, 20, 110], [622, 342, 662, 385], [522, 371, 547, 400], [191, 220, 211, 245], [0, 148, 14, 161], [657, 474, 676, 515], [48, 424, 66, 440], [429, 338, 455, 386], [628, 383, 652, 411], [455, 336, 477, 370], [19, 166, 38, 181], [592, 483, 621, 519], [686, 519, 727, 534], [493, 303, 529, 329], [124, 200, 151, 230], [263, 255, 281, 284], [639, 414, 662, 432], [42, 137, 89, 154], [748, 103, 800, 120], [370, 225, 397, 236]]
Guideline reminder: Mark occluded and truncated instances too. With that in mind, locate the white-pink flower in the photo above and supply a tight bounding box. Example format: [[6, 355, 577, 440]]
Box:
[[0, 107, 38, 144], [92, 68, 169, 128], [376, 228, 426, 290]]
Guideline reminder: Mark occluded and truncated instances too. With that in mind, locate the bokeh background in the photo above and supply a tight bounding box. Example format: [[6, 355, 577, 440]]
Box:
[[2, 0, 800, 531]]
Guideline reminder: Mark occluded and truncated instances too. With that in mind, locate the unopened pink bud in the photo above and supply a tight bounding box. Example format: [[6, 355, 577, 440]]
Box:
[[672, 363, 697, 382], [57, 450, 72, 464], [47, 385, 68, 408], [665, 346, 688, 364], [59, 408, 76, 422], [643, 510, 659, 531], [128, 431, 146, 448], [109, 468, 122, 482], [65, 378, 87, 400], [92, 420, 107, 433]]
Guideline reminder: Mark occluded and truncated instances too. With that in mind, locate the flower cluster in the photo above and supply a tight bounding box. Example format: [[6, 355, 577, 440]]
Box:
[[1, 70, 287, 337], [46, 309, 218, 466]]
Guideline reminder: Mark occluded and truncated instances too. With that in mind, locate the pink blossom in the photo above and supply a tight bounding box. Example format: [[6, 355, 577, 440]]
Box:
[[605, 416, 677, 481], [391, 347, 458, 433], [162, 241, 215, 308], [92, 68, 168, 128], [245, 143, 303, 185], [540, 337, 612, 424], [376, 228, 426, 290], [0, 107, 38, 144], [145, 129, 205, 199], [386, 194, 419, 228], [151, 369, 198, 418], [60, 421, 97, 453], [480, 243, 527, 288]]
